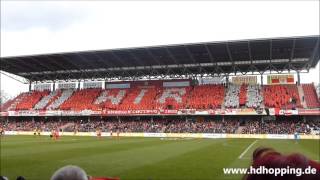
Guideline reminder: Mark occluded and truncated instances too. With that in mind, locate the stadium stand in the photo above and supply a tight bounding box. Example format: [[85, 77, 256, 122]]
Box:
[[2, 83, 319, 111], [44, 90, 62, 110], [34, 91, 59, 110], [94, 89, 127, 110], [1, 92, 28, 111], [46, 89, 74, 110], [2, 118, 319, 135], [15, 90, 50, 110], [157, 87, 190, 110], [302, 83, 320, 108], [239, 84, 247, 106], [246, 85, 263, 108], [60, 88, 102, 111], [224, 84, 240, 108], [263, 85, 301, 109], [0, 36, 319, 140], [118, 88, 158, 110], [187, 84, 225, 109]]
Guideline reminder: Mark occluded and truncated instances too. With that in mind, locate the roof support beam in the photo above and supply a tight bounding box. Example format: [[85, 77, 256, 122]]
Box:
[[90, 52, 113, 68], [45, 56, 69, 71], [225, 42, 236, 75], [144, 48, 162, 65], [269, 40, 273, 73], [127, 50, 145, 66], [184, 45, 197, 64], [204, 44, 219, 75], [165, 47, 180, 65], [109, 51, 127, 67], [288, 39, 296, 72], [247, 41, 257, 74], [290, 39, 296, 60], [76, 53, 96, 69], [0, 71, 29, 84], [13, 58, 39, 72], [59, 55, 90, 79], [2, 59, 27, 72], [308, 37, 320, 67], [303, 38, 320, 71], [59, 55, 82, 71], [27, 57, 54, 72]]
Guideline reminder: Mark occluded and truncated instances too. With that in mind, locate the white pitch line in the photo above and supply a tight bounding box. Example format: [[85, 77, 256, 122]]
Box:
[[238, 140, 258, 159]]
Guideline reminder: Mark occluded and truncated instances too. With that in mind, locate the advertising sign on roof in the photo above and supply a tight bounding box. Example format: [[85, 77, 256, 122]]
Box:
[[267, 74, 295, 84]]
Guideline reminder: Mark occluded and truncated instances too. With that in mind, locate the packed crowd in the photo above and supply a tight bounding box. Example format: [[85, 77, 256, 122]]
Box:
[[1, 118, 319, 135], [70, 119, 240, 134], [4, 83, 318, 113], [241, 120, 317, 134], [0, 120, 67, 132]]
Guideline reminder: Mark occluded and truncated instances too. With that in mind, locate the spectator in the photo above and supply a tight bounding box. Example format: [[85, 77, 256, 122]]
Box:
[[50, 165, 120, 180], [51, 165, 88, 180], [2, 118, 319, 135], [244, 147, 320, 180]]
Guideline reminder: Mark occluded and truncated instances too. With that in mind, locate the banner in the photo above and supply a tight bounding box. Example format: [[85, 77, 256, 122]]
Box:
[[58, 83, 76, 89], [7, 108, 320, 116], [163, 81, 190, 87], [202, 133, 226, 139], [104, 109, 159, 115], [298, 109, 320, 115], [34, 84, 51, 91], [83, 82, 102, 89], [199, 77, 226, 85], [267, 74, 295, 84], [231, 76, 257, 85], [106, 83, 130, 89]]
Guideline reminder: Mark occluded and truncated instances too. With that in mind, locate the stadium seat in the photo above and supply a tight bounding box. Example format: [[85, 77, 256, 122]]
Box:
[[239, 84, 247, 106], [118, 87, 158, 110], [46, 89, 75, 110], [263, 85, 301, 109], [60, 88, 102, 111], [187, 84, 225, 109], [246, 85, 263, 108], [15, 90, 50, 110], [156, 87, 190, 109], [302, 83, 320, 108], [34, 91, 59, 110], [0, 92, 28, 111], [94, 89, 127, 110], [224, 84, 240, 108]]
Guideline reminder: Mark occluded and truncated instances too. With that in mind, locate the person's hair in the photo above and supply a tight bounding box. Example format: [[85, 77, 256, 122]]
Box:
[[50, 165, 88, 180], [0, 176, 9, 180], [244, 147, 320, 180], [16, 176, 26, 180]]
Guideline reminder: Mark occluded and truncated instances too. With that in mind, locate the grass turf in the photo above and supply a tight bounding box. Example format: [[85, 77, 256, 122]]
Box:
[[0, 135, 319, 180]]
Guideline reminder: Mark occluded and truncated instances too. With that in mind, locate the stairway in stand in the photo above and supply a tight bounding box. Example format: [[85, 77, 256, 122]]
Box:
[[297, 85, 307, 108]]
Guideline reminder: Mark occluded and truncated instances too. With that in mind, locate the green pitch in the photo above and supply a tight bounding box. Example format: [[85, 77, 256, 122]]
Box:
[[1, 136, 319, 180]]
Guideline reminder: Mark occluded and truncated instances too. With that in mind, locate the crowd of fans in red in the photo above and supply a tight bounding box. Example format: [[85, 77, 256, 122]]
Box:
[[2, 83, 318, 113], [1, 118, 319, 135], [263, 85, 302, 109], [15, 91, 50, 110]]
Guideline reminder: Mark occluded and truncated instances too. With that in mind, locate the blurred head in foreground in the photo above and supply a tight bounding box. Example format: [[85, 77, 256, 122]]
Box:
[[244, 147, 320, 180], [51, 165, 88, 180], [51, 165, 120, 180]]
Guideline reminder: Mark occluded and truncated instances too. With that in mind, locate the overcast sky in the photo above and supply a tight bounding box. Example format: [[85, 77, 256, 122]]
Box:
[[1, 0, 319, 97]]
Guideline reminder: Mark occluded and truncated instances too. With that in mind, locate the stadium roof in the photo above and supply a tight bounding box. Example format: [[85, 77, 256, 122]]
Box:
[[1, 35, 319, 82]]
